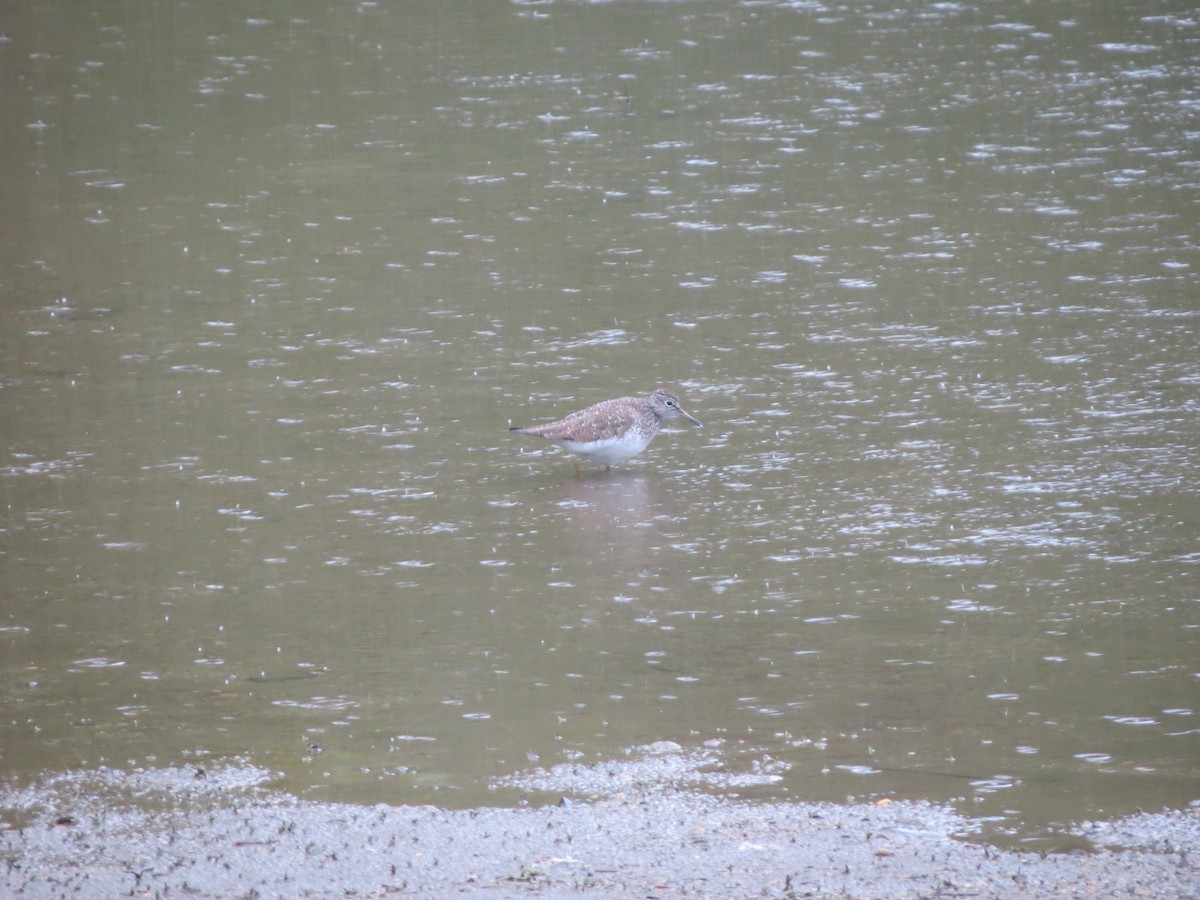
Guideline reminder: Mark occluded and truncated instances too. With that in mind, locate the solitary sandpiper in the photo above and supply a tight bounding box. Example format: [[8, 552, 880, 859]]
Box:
[[510, 388, 702, 470]]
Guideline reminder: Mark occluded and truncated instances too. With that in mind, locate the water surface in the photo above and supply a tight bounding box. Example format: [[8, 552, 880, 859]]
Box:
[[2, 0, 1197, 846]]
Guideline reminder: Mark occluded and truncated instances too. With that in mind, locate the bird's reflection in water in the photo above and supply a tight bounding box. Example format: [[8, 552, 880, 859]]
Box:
[[547, 471, 687, 575]]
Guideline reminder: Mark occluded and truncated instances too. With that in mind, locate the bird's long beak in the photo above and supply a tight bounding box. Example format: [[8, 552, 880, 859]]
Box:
[[681, 410, 702, 428]]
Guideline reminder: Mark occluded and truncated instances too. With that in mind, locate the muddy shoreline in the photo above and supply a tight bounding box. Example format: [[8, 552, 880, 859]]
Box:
[[3, 760, 1197, 898]]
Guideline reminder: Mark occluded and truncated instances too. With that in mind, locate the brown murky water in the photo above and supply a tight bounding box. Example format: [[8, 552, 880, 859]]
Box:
[[2, 0, 1197, 843]]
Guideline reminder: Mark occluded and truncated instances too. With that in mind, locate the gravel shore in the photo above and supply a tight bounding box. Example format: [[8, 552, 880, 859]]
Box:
[[3, 756, 1197, 898]]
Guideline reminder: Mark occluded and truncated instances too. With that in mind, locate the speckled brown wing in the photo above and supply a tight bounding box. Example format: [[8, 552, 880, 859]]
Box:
[[510, 397, 646, 443]]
